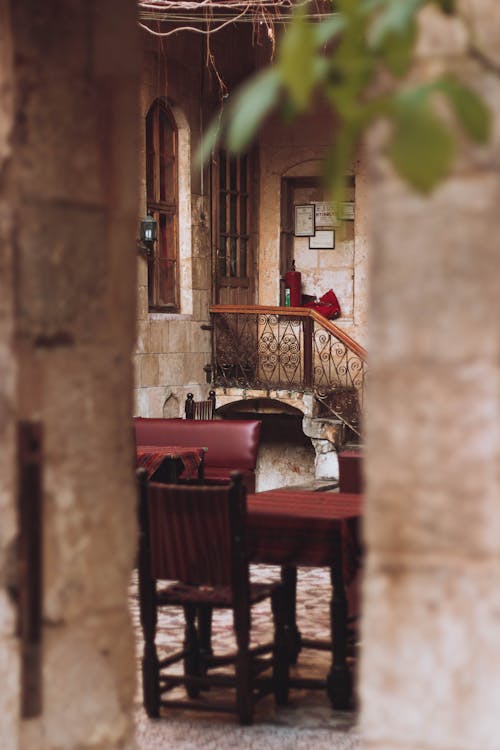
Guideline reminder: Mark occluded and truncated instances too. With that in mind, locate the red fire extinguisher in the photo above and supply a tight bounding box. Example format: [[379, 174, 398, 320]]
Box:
[[285, 260, 302, 307]]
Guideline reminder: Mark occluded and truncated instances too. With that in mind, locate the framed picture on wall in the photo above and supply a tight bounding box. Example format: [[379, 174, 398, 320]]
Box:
[[314, 201, 337, 228], [294, 204, 315, 236], [340, 201, 355, 220], [309, 230, 335, 249]]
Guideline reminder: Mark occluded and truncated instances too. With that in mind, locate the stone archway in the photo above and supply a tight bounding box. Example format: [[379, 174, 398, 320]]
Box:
[[216, 398, 317, 491]]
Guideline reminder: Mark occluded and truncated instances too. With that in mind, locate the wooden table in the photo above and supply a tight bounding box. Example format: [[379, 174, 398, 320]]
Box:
[[246, 489, 363, 710], [136, 445, 206, 483]]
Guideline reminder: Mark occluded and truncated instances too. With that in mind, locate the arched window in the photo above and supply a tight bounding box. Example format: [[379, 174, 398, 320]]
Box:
[[146, 99, 179, 311]]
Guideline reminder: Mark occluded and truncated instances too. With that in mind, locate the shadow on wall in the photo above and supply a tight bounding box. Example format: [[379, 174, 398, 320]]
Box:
[[162, 392, 180, 418]]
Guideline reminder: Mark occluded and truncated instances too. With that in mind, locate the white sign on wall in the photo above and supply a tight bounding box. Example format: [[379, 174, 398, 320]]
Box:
[[314, 200, 355, 225], [314, 202, 337, 228]]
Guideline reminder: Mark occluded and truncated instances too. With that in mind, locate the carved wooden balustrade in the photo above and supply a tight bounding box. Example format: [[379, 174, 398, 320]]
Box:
[[208, 305, 367, 438]]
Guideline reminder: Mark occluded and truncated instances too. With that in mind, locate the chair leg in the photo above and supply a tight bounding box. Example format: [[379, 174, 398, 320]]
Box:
[[235, 652, 253, 725], [234, 610, 253, 725], [197, 605, 214, 661], [281, 565, 302, 664], [137, 503, 161, 717], [271, 587, 289, 706], [142, 642, 161, 718], [183, 604, 202, 699]]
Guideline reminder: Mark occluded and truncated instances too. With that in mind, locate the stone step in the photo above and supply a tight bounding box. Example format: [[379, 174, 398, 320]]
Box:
[[274, 479, 339, 492]]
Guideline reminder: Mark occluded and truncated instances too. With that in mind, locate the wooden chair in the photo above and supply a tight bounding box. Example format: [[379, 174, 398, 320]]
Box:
[[185, 390, 216, 420], [137, 470, 289, 725]]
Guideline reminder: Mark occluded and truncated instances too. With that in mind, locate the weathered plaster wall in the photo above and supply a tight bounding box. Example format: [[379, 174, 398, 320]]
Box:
[[258, 101, 370, 347], [360, 4, 500, 748], [0, 2, 140, 748]]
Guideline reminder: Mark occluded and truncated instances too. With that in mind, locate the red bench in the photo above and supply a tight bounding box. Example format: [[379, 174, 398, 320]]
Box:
[[134, 418, 262, 493]]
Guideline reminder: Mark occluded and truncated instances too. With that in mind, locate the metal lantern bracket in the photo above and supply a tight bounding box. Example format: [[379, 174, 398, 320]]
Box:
[[137, 213, 158, 255]]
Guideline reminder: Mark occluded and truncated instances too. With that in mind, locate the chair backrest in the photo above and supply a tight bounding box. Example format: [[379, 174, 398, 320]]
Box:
[[138, 471, 247, 587], [185, 390, 216, 420], [184, 391, 215, 419]]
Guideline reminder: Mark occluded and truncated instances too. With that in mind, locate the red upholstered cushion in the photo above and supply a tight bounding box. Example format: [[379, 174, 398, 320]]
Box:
[[134, 418, 261, 471]]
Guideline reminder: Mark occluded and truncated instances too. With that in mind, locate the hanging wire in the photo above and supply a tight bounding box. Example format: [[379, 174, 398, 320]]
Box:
[[137, 0, 334, 37], [138, 1, 335, 144], [139, 5, 252, 38]]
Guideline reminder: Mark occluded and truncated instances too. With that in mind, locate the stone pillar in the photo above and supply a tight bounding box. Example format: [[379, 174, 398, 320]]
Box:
[[361, 4, 500, 749], [0, 2, 140, 749]]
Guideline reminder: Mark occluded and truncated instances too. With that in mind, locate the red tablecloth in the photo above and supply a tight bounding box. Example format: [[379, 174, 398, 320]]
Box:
[[246, 488, 363, 708], [136, 445, 206, 481], [247, 490, 362, 583]]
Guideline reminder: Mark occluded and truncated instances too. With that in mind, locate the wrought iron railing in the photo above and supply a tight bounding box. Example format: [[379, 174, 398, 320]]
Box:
[[209, 305, 367, 437]]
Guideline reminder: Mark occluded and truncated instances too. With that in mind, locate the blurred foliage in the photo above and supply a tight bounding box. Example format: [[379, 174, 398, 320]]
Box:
[[197, 0, 491, 199]]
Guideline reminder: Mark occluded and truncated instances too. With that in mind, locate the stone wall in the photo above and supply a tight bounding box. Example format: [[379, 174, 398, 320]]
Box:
[[133, 28, 259, 418], [133, 29, 370, 419], [134, 33, 212, 418], [0, 2, 140, 748], [258, 99, 370, 347], [360, 4, 500, 748]]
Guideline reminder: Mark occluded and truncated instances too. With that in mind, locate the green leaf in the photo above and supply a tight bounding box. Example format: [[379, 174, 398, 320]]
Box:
[[437, 75, 491, 143], [277, 6, 316, 110], [369, 0, 423, 48], [388, 102, 455, 193], [194, 112, 224, 168], [312, 56, 329, 85], [226, 68, 281, 153], [280, 97, 301, 124], [324, 127, 362, 205], [314, 14, 346, 47], [375, 20, 417, 77], [360, 0, 389, 10]]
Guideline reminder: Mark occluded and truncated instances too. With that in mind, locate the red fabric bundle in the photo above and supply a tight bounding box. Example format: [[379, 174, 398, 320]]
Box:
[[303, 289, 341, 320], [285, 269, 302, 306]]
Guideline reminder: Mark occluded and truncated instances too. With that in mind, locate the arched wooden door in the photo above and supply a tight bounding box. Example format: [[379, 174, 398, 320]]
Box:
[[211, 149, 257, 305]]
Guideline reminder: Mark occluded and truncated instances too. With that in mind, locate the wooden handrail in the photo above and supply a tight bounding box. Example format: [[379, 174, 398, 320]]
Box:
[[209, 304, 367, 361]]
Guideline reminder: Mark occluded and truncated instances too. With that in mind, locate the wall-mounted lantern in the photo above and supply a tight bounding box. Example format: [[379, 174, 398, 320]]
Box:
[[137, 213, 158, 255]]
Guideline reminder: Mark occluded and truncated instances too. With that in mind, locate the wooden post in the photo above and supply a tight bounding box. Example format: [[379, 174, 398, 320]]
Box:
[[303, 315, 313, 388], [17, 421, 43, 718]]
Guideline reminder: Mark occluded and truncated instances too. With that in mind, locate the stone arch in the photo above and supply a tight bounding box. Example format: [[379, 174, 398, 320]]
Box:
[[162, 389, 180, 418], [282, 158, 325, 179], [216, 396, 304, 419]]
